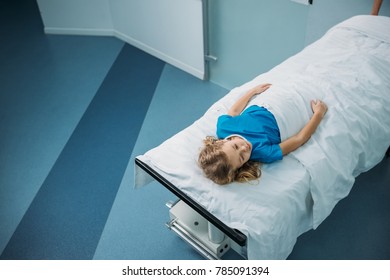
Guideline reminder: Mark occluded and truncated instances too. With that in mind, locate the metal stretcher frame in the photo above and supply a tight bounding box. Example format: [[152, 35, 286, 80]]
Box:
[[136, 147, 390, 259], [135, 158, 247, 247]]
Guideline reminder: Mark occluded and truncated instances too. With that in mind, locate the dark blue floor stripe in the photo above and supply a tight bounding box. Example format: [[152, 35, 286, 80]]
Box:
[[1, 44, 165, 260]]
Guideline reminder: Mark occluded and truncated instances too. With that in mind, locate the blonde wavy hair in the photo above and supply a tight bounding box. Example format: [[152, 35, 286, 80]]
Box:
[[198, 136, 261, 185]]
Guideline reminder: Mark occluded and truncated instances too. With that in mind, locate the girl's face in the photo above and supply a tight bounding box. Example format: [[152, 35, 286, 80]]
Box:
[[221, 136, 252, 170]]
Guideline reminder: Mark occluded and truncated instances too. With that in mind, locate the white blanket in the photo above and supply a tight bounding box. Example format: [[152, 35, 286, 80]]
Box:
[[271, 15, 390, 228], [135, 15, 390, 259]]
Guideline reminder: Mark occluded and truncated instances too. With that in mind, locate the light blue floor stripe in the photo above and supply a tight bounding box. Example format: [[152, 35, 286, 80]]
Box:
[[93, 64, 228, 260]]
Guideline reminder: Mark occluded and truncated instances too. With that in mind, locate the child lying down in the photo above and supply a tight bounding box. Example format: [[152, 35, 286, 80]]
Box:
[[198, 83, 328, 185]]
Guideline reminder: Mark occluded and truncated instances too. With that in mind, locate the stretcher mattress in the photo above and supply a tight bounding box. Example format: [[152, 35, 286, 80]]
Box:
[[135, 15, 390, 259]]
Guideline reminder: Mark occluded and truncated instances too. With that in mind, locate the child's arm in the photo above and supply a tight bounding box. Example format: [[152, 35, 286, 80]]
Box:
[[227, 83, 271, 116], [279, 100, 328, 156]]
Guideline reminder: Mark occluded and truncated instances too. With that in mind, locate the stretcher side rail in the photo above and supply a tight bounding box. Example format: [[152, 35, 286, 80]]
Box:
[[135, 158, 247, 246]]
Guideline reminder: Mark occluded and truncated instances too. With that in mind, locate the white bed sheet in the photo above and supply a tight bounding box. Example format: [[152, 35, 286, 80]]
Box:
[[135, 15, 390, 259]]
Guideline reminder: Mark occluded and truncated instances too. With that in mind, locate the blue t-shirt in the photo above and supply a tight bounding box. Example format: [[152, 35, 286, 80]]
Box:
[[217, 105, 282, 163]]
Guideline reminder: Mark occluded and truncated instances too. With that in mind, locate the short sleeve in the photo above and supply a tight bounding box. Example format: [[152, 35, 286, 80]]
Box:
[[252, 143, 283, 163], [216, 114, 233, 139]]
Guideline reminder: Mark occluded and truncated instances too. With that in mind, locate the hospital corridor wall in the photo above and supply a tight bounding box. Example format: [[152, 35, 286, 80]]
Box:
[[36, 0, 205, 79], [0, 0, 389, 260], [207, 0, 390, 89], [34, 0, 390, 89]]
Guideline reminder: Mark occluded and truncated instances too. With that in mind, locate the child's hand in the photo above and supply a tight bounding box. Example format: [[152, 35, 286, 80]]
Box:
[[251, 83, 272, 95], [311, 100, 328, 117], [228, 83, 271, 116]]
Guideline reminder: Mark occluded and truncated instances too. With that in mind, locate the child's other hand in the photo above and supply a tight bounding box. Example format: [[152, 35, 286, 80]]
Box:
[[311, 100, 328, 117]]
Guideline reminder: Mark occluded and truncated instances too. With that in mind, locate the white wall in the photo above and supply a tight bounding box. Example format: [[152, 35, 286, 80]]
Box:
[[36, 0, 205, 79], [208, 0, 309, 89], [36, 0, 390, 87], [110, 0, 204, 79], [37, 0, 114, 36], [305, 0, 390, 45], [207, 0, 390, 89]]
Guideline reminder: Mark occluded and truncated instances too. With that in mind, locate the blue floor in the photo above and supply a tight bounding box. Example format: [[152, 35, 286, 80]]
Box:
[[1, 0, 389, 260], [1, 44, 164, 259]]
